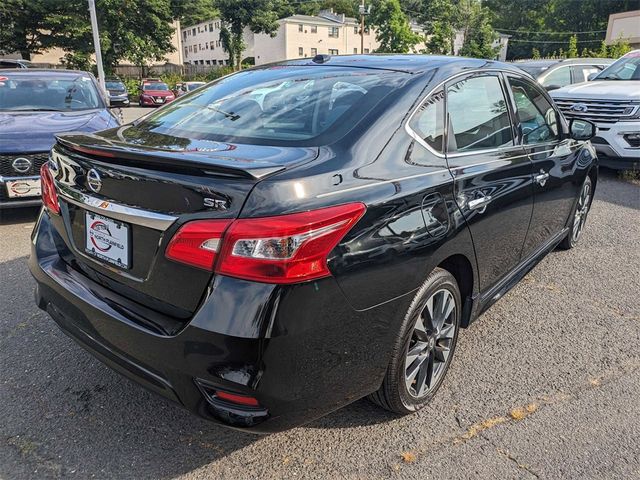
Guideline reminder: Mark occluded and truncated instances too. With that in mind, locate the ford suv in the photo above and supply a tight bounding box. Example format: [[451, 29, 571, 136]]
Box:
[[550, 50, 640, 170]]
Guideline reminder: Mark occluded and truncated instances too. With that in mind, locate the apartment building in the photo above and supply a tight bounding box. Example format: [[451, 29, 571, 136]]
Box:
[[181, 20, 254, 66], [254, 10, 397, 65], [606, 10, 640, 49]]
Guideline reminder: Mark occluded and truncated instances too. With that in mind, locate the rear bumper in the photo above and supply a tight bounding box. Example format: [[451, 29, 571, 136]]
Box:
[[29, 209, 408, 432]]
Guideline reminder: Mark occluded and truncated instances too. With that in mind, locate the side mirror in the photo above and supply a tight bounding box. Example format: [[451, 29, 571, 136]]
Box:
[[545, 84, 561, 91], [587, 72, 598, 81], [569, 118, 596, 141]]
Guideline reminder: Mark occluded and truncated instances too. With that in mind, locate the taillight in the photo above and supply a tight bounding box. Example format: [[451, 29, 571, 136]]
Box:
[[216, 203, 366, 284], [214, 391, 260, 407], [40, 162, 60, 214], [165, 203, 366, 284], [165, 219, 232, 270]]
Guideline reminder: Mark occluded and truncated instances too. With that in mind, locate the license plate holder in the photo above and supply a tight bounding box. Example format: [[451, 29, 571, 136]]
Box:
[[85, 211, 131, 269], [6, 178, 41, 198]]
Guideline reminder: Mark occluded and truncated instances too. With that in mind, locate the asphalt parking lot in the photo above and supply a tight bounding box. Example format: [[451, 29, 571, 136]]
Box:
[[1, 117, 639, 478]]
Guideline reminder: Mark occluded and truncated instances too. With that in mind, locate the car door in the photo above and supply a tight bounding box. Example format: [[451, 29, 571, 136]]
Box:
[[504, 73, 583, 257], [445, 72, 534, 292]]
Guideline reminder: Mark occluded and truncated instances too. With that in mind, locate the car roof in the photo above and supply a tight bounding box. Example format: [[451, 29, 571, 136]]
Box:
[[269, 54, 526, 76], [515, 58, 613, 67], [0, 68, 94, 76]]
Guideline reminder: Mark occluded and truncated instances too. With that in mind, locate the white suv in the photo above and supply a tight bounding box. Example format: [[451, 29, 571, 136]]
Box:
[[550, 50, 640, 170]]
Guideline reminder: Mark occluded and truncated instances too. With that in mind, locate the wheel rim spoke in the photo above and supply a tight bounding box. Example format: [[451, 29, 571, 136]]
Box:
[[405, 288, 458, 398]]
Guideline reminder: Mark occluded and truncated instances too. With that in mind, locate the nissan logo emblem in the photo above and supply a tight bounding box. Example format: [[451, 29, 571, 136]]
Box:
[[87, 169, 102, 193], [12, 157, 32, 174], [570, 103, 589, 113]]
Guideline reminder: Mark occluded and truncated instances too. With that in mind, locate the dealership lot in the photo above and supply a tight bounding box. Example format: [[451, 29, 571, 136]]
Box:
[[1, 165, 638, 479]]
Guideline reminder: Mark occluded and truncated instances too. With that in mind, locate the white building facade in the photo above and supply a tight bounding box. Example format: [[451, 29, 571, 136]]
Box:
[[181, 20, 255, 66], [254, 11, 385, 66]]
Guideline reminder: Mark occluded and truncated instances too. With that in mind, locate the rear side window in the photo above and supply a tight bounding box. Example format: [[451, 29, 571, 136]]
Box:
[[447, 75, 513, 152], [507, 77, 559, 144], [134, 66, 408, 146], [408, 90, 445, 152]]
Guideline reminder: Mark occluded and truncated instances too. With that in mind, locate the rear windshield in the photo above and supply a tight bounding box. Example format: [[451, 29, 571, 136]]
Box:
[[106, 81, 125, 90], [131, 66, 409, 146], [0, 73, 102, 111]]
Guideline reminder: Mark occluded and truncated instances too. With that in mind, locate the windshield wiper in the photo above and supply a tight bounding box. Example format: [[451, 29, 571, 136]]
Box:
[[597, 75, 621, 80]]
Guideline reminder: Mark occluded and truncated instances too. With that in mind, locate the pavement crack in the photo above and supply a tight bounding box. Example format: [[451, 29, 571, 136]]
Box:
[[494, 445, 540, 479]]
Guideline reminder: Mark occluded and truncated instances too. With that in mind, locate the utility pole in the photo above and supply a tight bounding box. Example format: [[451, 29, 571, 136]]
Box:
[[88, 0, 106, 95], [360, 0, 365, 54]]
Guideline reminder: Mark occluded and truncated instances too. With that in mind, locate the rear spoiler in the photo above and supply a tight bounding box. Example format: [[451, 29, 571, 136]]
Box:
[[55, 133, 288, 180]]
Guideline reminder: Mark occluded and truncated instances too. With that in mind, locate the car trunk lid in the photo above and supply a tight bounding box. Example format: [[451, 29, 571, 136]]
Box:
[[49, 131, 318, 317]]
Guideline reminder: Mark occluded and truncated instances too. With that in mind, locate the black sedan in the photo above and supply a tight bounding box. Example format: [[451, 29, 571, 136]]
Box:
[[29, 55, 598, 432]]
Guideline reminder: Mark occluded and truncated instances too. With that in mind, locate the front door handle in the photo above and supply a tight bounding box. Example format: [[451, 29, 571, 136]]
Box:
[[535, 170, 550, 187], [468, 195, 492, 213]]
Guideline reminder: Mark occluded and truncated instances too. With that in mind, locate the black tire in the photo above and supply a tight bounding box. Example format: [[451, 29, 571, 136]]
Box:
[[559, 176, 593, 250], [368, 267, 461, 414]]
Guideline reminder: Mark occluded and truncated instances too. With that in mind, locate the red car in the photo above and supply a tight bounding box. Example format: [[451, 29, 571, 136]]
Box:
[[138, 81, 175, 107]]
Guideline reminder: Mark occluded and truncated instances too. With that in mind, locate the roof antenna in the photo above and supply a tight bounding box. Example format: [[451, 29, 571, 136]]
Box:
[[312, 54, 331, 64]]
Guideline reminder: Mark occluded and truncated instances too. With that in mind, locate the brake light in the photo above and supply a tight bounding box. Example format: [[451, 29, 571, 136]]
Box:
[[40, 162, 60, 214], [165, 219, 232, 270], [165, 203, 366, 284], [215, 391, 260, 407], [217, 203, 365, 284]]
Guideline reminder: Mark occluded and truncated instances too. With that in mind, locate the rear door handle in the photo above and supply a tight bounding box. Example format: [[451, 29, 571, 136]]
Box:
[[468, 195, 492, 213], [535, 170, 550, 186]]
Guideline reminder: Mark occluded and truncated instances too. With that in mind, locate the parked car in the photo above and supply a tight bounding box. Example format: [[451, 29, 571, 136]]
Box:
[[30, 55, 598, 433], [550, 50, 640, 170], [0, 59, 33, 69], [175, 81, 206, 97], [104, 77, 129, 107], [516, 58, 613, 91], [138, 80, 175, 106], [0, 69, 120, 208]]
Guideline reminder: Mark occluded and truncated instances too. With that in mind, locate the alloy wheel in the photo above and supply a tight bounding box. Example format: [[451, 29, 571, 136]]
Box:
[[572, 181, 591, 243], [405, 288, 457, 398]]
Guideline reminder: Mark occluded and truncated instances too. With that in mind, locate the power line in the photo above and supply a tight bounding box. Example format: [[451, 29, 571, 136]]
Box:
[[498, 28, 606, 35], [508, 38, 605, 44]]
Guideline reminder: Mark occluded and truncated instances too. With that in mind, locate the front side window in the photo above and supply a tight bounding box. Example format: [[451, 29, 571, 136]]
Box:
[[541, 66, 571, 89], [129, 66, 408, 146], [409, 90, 445, 152], [575, 66, 599, 82], [447, 75, 513, 152], [508, 77, 559, 144]]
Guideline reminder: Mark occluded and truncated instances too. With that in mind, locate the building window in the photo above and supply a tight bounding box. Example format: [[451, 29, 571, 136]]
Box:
[[183, 31, 187, 40], [200, 60, 204, 65], [365, 27, 370, 35], [210, 41, 215, 49], [205, 43, 209, 49], [192, 28, 196, 36], [311, 25, 317, 33], [299, 47, 304, 56], [354, 26, 358, 35], [329, 49, 338, 55], [209, 23, 213, 31], [311, 48, 317, 56], [329, 27, 339, 38], [298, 24, 303, 32], [354, 48, 358, 54], [184, 47, 188, 56], [218, 60, 224, 65], [364, 48, 369, 54], [206, 60, 211, 65]]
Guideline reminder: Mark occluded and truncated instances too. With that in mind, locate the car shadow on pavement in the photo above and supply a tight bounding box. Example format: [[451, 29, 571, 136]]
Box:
[[597, 169, 640, 211], [0, 255, 260, 479], [0, 206, 41, 225]]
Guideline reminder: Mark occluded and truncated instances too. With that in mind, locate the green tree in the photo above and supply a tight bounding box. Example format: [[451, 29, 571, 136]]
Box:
[[170, 0, 218, 27], [0, 0, 64, 60], [458, 0, 499, 59], [608, 37, 632, 58], [418, 0, 459, 55], [532, 47, 541, 59], [215, 0, 288, 70], [567, 34, 578, 57], [369, 0, 422, 53]]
